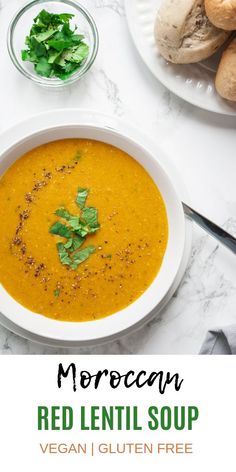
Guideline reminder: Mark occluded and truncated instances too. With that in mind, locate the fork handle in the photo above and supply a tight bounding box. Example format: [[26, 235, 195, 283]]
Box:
[[182, 202, 236, 255]]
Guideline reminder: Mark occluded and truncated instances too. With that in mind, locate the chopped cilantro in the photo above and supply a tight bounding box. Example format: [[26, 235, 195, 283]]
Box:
[[34, 28, 58, 43], [64, 43, 89, 63], [72, 246, 96, 269], [76, 187, 89, 210], [35, 57, 53, 77], [74, 151, 82, 161], [34, 10, 74, 27], [71, 246, 96, 269], [82, 207, 100, 231], [57, 242, 71, 266], [64, 235, 84, 252], [55, 207, 72, 220], [54, 287, 60, 297], [21, 9, 90, 81], [50, 187, 100, 269], [49, 221, 72, 238], [55, 207, 89, 237]]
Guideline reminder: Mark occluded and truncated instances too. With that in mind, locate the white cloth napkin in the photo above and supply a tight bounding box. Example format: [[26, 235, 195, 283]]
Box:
[[200, 324, 236, 354]]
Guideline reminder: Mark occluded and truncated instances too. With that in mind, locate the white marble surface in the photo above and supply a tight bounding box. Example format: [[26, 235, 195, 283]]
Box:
[[0, 0, 235, 354]]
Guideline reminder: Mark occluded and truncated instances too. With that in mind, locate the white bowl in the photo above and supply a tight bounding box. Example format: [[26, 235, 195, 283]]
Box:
[[0, 121, 186, 344]]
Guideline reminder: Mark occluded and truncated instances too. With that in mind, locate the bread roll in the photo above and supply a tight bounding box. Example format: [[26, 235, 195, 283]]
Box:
[[205, 0, 236, 31], [215, 38, 236, 101], [154, 0, 230, 64]]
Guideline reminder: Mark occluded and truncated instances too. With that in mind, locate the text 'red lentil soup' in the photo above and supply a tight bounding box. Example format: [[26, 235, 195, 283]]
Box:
[[0, 139, 168, 322]]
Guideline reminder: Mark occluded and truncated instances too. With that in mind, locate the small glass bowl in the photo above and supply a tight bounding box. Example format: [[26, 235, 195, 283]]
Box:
[[7, 0, 99, 88]]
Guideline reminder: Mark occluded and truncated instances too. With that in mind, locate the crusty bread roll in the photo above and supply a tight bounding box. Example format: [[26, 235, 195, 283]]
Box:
[[154, 0, 230, 64], [205, 0, 236, 31], [215, 38, 236, 101]]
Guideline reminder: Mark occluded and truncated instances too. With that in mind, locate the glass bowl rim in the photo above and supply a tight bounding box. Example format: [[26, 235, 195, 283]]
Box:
[[7, 0, 99, 87]]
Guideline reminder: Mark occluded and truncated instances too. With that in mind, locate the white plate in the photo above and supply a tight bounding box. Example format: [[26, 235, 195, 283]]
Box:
[[0, 109, 192, 347], [125, 0, 236, 115]]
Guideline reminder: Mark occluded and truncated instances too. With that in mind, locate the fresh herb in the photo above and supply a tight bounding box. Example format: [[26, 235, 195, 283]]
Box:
[[21, 9, 90, 81], [64, 235, 84, 252], [49, 221, 71, 238], [56, 208, 89, 237], [74, 152, 82, 161], [82, 207, 99, 231], [57, 242, 72, 266], [76, 187, 89, 209], [55, 207, 72, 220], [35, 57, 53, 77], [70, 246, 96, 270], [49, 187, 100, 269], [54, 287, 61, 297]]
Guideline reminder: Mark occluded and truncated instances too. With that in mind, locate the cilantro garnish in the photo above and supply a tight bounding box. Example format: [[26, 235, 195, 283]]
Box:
[[64, 235, 84, 252], [49, 186, 100, 269], [82, 207, 99, 231], [57, 242, 72, 266], [49, 221, 72, 238], [70, 246, 96, 270], [74, 151, 82, 161], [21, 9, 90, 80], [76, 187, 89, 209], [54, 287, 61, 297]]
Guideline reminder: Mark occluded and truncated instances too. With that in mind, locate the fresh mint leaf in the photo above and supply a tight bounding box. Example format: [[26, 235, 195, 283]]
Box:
[[49, 221, 71, 238], [76, 188, 89, 210]]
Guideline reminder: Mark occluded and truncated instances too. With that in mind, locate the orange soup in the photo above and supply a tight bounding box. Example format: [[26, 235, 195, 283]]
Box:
[[0, 139, 168, 322]]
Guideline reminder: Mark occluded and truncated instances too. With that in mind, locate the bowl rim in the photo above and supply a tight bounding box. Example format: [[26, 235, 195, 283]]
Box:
[[7, 0, 99, 87], [0, 120, 186, 343]]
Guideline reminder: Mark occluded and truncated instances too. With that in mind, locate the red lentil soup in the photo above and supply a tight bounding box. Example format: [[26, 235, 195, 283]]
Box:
[[0, 139, 168, 322]]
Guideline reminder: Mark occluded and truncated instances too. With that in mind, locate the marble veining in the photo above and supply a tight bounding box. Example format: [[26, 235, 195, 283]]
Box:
[[92, 68, 124, 115], [95, 0, 125, 16], [0, 0, 235, 354]]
